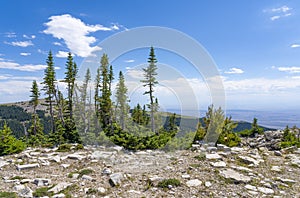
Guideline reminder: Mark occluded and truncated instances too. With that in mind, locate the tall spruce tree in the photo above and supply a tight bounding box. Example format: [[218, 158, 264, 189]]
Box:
[[29, 80, 41, 136], [115, 71, 128, 130], [63, 52, 77, 119], [141, 47, 158, 133], [42, 51, 56, 133], [98, 54, 113, 130]]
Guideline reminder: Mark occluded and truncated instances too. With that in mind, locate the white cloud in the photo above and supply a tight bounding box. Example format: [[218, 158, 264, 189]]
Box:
[[124, 59, 135, 63], [0, 61, 47, 72], [5, 32, 16, 38], [265, 5, 292, 21], [20, 52, 31, 56], [37, 49, 47, 55], [277, 66, 300, 73], [291, 44, 300, 48], [224, 67, 244, 74], [55, 51, 70, 58], [270, 15, 281, 21], [9, 40, 33, 47], [23, 34, 36, 39], [43, 14, 120, 57], [53, 42, 62, 46], [271, 5, 291, 13], [125, 69, 144, 79]]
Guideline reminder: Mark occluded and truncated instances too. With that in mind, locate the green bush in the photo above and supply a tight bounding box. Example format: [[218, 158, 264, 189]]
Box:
[[57, 143, 72, 152], [33, 187, 53, 197], [0, 192, 17, 198], [157, 178, 181, 188], [0, 122, 26, 156]]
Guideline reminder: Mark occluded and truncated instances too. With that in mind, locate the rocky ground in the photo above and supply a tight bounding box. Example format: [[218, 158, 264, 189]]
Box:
[[0, 131, 300, 198]]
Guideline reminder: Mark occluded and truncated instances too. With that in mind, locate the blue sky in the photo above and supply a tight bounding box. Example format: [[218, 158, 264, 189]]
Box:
[[0, 1, 300, 111]]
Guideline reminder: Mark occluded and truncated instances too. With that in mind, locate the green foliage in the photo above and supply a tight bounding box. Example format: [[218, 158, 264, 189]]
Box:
[[78, 168, 94, 178], [57, 143, 72, 152], [157, 178, 181, 188], [115, 71, 129, 130], [280, 126, 300, 148], [141, 47, 159, 133], [238, 118, 264, 137], [194, 122, 206, 142], [0, 122, 26, 156], [107, 124, 176, 150], [33, 187, 53, 197], [194, 152, 206, 161], [0, 191, 17, 198], [217, 117, 241, 147]]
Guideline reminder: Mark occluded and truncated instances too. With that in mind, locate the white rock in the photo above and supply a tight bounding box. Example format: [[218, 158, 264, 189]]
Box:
[[210, 161, 226, 167], [13, 184, 33, 198], [50, 155, 61, 163], [0, 160, 9, 169], [238, 156, 260, 166], [97, 187, 106, 194], [61, 164, 70, 169], [257, 187, 274, 194], [220, 169, 251, 183], [245, 184, 257, 191], [17, 163, 40, 171], [109, 172, 123, 186], [276, 177, 297, 184], [102, 168, 112, 175], [205, 153, 222, 160], [181, 174, 191, 179], [205, 181, 212, 187], [48, 182, 72, 194], [67, 154, 85, 161], [52, 193, 66, 198], [33, 178, 51, 186], [82, 175, 95, 181], [91, 151, 114, 160], [271, 166, 282, 172], [186, 179, 202, 187], [248, 190, 259, 196]]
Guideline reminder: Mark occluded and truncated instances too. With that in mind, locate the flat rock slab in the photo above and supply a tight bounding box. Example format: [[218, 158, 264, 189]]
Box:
[[186, 179, 202, 187], [67, 154, 86, 161], [48, 182, 72, 194], [210, 161, 226, 168], [257, 187, 274, 194], [109, 172, 123, 187], [220, 169, 251, 183], [206, 153, 222, 160], [17, 163, 40, 171]]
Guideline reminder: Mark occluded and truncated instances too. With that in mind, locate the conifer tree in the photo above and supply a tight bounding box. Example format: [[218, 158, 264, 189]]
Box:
[[42, 51, 56, 133], [115, 71, 128, 130], [141, 47, 158, 133]]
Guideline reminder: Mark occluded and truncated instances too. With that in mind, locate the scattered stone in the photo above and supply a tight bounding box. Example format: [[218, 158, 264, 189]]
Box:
[[210, 161, 226, 167], [91, 151, 114, 160], [52, 193, 66, 198], [102, 168, 112, 175], [205, 181, 212, 188], [281, 146, 297, 154], [67, 154, 85, 161], [109, 172, 123, 187], [61, 164, 70, 169], [186, 179, 202, 187], [257, 187, 274, 194], [33, 178, 51, 186], [238, 155, 260, 166], [217, 144, 231, 152], [82, 175, 95, 181], [13, 184, 33, 198], [220, 169, 251, 183], [274, 151, 282, 156], [271, 166, 282, 172], [50, 155, 61, 163], [0, 160, 9, 169], [181, 174, 191, 179], [276, 177, 297, 184], [97, 187, 106, 194], [17, 163, 39, 171], [207, 147, 217, 153], [245, 184, 257, 191], [206, 153, 222, 160], [48, 182, 72, 194]]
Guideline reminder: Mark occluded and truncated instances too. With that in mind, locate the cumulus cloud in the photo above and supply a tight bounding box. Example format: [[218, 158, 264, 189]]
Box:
[[124, 59, 135, 63], [0, 61, 47, 71], [55, 51, 70, 58], [43, 14, 121, 57], [224, 67, 244, 74], [265, 5, 292, 21], [277, 66, 300, 73], [9, 41, 33, 47], [53, 42, 62, 46], [20, 52, 31, 56], [291, 44, 300, 48]]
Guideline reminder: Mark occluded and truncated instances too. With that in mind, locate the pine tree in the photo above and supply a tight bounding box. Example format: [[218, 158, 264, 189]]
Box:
[[141, 47, 158, 133], [62, 52, 77, 119], [29, 80, 40, 135], [42, 51, 56, 133], [98, 54, 113, 130], [115, 71, 128, 130]]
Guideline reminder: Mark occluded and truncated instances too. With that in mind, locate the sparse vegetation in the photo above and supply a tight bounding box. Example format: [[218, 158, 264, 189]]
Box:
[[157, 178, 181, 188], [0, 192, 17, 198]]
